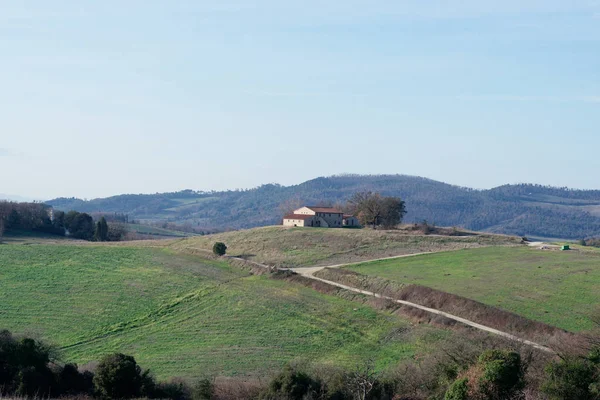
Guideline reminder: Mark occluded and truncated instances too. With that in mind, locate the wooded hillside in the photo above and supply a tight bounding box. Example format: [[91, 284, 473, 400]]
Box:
[[47, 175, 600, 239]]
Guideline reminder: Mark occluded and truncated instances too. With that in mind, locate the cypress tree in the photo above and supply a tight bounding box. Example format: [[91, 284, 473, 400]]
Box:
[[95, 217, 109, 242]]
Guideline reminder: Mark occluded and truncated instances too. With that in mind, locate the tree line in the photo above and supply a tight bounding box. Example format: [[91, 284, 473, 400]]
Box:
[[1, 328, 599, 400], [0, 201, 127, 243]]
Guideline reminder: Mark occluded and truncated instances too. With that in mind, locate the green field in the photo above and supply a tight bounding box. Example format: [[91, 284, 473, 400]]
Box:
[[0, 242, 444, 380], [346, 247, 600, 332], [127, 223, 196, 237]]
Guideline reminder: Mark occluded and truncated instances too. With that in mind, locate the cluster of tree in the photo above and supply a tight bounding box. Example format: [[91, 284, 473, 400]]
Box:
[[346, 191, 406, 229], [0, 202, 127, 243], [0, 330, 206, 399], [579, 238, 600, 248], [91, 212, 130, 223], [64, 212, 128, 242], [0, 201, 63, 241], [47, 175, 600, 238]]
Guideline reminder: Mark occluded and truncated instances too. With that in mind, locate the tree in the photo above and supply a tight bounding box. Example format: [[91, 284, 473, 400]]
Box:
[[0, 217, 4, 244], [67, 212, 94, 240], [0, 331, 57, 397], [259, 365, 322, 400], [380, 196, 407, 229], [348, 192, 406, 229], [107, 223, 128, 242], [346, 359, 378, 400], [94, 353, 144, 399], [213, 242, 227, 256], [95, 217, 109, 242], [348, 192, 383, 229]]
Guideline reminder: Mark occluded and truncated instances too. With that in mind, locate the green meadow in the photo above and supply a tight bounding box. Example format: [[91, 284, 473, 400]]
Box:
[[346, 246, 600, 332], [0, 243, 444, 380]]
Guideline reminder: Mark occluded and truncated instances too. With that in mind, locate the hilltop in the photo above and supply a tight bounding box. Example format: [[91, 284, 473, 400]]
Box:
[[47, 174, 600, 239], [159, 225, 521, 268]]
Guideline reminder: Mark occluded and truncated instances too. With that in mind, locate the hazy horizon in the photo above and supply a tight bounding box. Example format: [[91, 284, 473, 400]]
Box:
[[2, 1, 599, 199]]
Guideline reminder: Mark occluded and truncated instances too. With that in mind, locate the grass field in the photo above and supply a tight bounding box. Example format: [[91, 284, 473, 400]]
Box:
[[0, 242, 446, 380], [345, 247, 600, 332], [127, 223, 196, 238], [164, 226, 520, 268]]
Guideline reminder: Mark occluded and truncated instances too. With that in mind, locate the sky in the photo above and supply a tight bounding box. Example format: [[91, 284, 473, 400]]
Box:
[[1, 1, 599, 200]]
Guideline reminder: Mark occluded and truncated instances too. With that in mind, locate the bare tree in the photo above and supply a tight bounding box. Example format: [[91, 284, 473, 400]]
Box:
[[347, 359, 378, 400], [279, 197, 304, 217], [348, 192, 383, 229]]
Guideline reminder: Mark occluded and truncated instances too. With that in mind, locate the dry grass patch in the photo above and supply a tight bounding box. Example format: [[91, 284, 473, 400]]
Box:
[[159, 226, 521, 268]]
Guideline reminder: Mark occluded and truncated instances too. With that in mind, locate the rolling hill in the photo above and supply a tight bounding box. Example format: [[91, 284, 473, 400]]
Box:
[[47, 174, 600, 239], [0, 240, 446, 379]]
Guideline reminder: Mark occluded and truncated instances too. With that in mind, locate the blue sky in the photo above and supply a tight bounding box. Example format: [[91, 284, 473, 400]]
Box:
[[1, 1, 599, 199]]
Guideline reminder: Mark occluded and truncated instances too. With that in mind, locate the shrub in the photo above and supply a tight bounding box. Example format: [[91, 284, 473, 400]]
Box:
[[57, 363, 95, 396], [94, 353, 144, 399], [192, 377, 213, 399], [213, 242, 227, 256], [260, 365, 322, 400], [445, 377, 469, 400], [445, 349, 524, 400], [542, 347, 600, 400], [477, 349, 523, 399], [0, 331, 57, 397]]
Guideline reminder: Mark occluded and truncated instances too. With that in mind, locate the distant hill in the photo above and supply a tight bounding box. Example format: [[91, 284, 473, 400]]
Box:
[[47, 174, 600, 239], [0, 193, 34, 202]]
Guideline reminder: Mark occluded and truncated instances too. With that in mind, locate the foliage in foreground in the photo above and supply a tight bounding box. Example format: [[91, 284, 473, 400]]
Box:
[[5, 327, 600, 400]]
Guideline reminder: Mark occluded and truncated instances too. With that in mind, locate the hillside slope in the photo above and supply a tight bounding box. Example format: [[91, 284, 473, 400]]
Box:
[[0, 242, 444, 379], [48, 175, 600, 239]]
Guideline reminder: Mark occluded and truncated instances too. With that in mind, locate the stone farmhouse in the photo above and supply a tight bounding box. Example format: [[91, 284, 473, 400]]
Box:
[[283, 206, 359, 228]]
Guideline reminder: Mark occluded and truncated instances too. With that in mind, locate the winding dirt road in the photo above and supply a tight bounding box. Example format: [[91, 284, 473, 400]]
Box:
[[230, 248, 556, 354]]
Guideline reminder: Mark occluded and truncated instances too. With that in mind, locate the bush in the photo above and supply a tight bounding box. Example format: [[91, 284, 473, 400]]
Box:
[[213, 242, 227, 256], [444, 349, 524, 400], [94, 353, 145, 399], [477, 350, 523, 399], [542, 347, 600, 400], [260, 365, 322, 400], [57, 363, 95, 396], [192, 377, 213, 399], [445, 377, 469, 400], [0, 331, 57, 397]]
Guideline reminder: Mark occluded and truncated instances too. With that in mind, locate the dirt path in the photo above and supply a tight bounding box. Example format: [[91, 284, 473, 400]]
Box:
[[230, 249, 556, 354], [289, 251, 436, 277]]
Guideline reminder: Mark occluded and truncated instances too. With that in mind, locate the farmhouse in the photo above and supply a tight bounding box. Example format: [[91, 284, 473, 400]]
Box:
[[283, 206, 359, 228]]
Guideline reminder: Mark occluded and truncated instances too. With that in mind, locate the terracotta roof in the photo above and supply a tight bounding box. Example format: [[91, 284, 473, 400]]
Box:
[[343, 214, 355, 218], [306, 206, 343, 214], [283, 214, 314, 220]]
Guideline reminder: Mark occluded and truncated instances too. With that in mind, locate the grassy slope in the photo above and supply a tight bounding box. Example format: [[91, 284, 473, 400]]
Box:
[[165, 226, 521, 268], [346, 247, 600, 332], [0, 243, 444, 380]]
